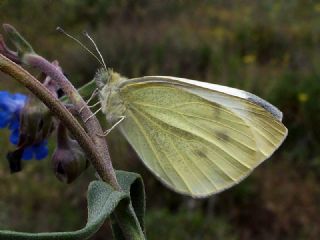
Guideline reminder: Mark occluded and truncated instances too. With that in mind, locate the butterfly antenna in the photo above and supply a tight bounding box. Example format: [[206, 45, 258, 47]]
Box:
[[56, 26, 104, 67], [83, 31, 107, 70]]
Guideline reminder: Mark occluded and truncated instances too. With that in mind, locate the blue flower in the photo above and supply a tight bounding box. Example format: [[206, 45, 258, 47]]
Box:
[[0, 91, 26, 128], [0, 91, 48, 160], [22, 141, 49, 161]]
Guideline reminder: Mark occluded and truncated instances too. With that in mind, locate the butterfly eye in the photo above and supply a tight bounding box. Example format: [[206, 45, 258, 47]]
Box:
[[94, 69, 110, 89]]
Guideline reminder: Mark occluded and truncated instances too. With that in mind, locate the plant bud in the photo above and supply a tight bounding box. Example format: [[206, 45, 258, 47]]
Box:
[[2, 23, 34, 58], [19, 94, 55, 145], [0, 34, 20, 63], [52, 123, 89, 183]]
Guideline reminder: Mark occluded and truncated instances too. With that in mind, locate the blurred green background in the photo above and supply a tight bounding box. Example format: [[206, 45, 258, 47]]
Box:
[[0, 1, 320, 239]]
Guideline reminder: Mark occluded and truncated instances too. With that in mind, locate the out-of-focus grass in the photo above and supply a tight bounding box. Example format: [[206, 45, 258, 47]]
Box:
[[145, 209, 238, 240], [0, 1, 319, 239]]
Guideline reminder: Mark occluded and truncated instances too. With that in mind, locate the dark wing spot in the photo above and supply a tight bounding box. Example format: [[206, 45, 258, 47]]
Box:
[[193, 149, 208, 159], [215, 131, 230, 142]]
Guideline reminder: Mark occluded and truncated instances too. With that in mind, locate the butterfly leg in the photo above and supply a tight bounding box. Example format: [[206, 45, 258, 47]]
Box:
[[87, 101, 101, 109], [79, 88, 99, 113], [97, 116, 126, 137], [84, 107, 102, 122]]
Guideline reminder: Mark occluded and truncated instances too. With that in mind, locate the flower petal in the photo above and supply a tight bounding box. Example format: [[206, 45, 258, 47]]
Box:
[[22, 147, 33, 160], [0, 111, 11, 128], [34, 142, 49, 160], [12, 93, 27, 111], [9, 128, 20, 145]]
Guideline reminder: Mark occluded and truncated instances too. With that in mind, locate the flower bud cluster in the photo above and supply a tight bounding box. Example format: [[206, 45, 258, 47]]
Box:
[[0, 24, 89, 182], [0, 91, 50, 172], [52, 123, 89, 183]]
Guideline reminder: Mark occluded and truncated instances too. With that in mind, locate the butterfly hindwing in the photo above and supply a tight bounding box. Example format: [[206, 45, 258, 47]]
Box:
[[116, 77, 287, 197]]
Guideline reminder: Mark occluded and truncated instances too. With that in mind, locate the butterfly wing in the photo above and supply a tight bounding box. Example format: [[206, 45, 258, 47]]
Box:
[[117, 76, 287, 197]]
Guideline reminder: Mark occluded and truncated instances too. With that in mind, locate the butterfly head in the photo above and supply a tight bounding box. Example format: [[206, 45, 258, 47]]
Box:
[[94, 68, 123, 90]]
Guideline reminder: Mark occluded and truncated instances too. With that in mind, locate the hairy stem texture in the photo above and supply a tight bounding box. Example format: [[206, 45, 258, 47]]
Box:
[[0, 54, 118, 189], [24, 53, 120, 190]]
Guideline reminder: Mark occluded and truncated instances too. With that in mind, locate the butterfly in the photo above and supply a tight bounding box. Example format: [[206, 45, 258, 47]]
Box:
[[58, 29, 287, 197], [95, 69, 288, 198]]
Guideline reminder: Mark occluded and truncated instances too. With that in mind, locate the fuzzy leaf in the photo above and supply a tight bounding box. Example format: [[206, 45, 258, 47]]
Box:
[[111, 171, 146, 240], [0, 170, 145, 240], [115, 171, 145, 231]]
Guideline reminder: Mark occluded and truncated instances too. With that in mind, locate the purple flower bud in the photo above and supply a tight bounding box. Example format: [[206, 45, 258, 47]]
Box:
[[52, 123, 89, 183]]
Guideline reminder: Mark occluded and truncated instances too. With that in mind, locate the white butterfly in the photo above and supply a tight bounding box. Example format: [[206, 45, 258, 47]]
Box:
[[97, 70, 288, 198]]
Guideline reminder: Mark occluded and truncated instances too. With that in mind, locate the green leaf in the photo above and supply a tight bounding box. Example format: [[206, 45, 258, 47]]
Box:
[[77, 80, 96, 100], [111, 171, 146, 240], [0, 181, 126, 240], [0, 170, 146, 240], [115, 170, 145, 231], [60, 80, 96, 103]]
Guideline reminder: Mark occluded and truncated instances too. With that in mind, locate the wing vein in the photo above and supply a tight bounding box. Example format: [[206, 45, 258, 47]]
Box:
[[127, 109, 176, 186], [170, 138, 218, 192], [134, 101, 248, 126], [132, 105, 242, 182], [180, 114, 252, 170], [129, 108, 193, 192]]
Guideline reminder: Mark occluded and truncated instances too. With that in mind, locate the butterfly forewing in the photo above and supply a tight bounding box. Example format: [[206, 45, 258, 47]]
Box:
[[181, 84, 287, 158], [114, 77, 287, 197]]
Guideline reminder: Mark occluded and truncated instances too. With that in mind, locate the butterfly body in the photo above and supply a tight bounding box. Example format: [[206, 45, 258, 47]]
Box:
[[96, 69, 288, 198], [97, 69, 127, 123]]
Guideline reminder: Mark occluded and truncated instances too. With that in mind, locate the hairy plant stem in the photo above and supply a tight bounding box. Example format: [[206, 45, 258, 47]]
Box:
[[0, 54, 114, 186], [24, 53, 120, 190]]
